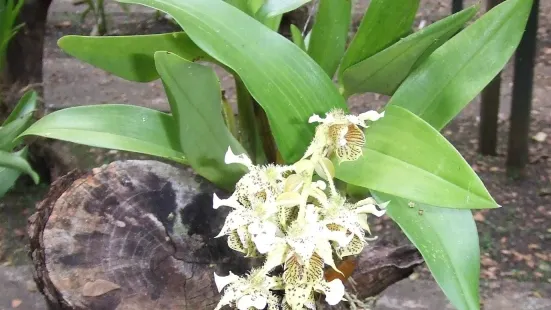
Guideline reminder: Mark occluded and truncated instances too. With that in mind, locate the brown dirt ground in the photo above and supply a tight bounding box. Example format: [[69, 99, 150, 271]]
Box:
[[1, 0, 550, 291]]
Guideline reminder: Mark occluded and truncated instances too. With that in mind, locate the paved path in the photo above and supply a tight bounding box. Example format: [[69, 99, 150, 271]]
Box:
[[375, 279, 551, 310], [0, 266, 47, 310]]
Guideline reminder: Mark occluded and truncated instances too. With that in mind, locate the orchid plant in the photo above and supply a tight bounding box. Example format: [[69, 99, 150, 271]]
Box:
[[212, 109, 387, 309], [18, 0, 532, 309]]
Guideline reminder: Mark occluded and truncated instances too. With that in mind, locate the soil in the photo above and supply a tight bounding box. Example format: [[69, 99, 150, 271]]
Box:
[[1, 0, 550, 292]]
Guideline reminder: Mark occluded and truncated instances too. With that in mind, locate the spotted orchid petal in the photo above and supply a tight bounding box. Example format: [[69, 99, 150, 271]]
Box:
[[358, 110, 384, 122], [317, 279, 345, 305], [263, 239, 288, 272], [225, 146, 253, 168], [355, 197, 377, 205], [313, 180, 327, 191], [216, 208, 254, 238], [237, 294, 268, 310], [309, 113, 335, 124], [212, 193, 242, 210], [315, 239, 341, 273], [308, 114, 323, 124], [355, 203, 386, 217], [326, 229, 354, 247], [249, 221, 278, 254], [214, 271, 239, 292]]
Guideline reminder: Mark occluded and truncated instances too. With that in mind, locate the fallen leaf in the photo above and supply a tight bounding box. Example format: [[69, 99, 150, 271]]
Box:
[[55, 20, 72, 28], [481, 256, 498, 267], [532, 132, 548, 142], [528, 244, 541, 250], [473, 212, 486, 222], [482, 267, 498, 280], [82, 279, 121, 297], [11, 299, 22, 308]]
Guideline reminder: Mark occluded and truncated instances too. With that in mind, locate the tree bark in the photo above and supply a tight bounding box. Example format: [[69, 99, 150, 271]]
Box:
[[28, 160, 423, 309]]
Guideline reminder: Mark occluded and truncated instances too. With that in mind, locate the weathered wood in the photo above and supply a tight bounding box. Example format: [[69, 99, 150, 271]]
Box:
[[29, 160, 423, 309], [345, 241, 423, 300]]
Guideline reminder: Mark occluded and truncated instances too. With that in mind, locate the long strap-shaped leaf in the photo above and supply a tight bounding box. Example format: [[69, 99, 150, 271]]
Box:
[[336, 106, 498, 210], [0, 148, 31, 197], [3, 90, 37, 126], [307, 0, 351, 78], [0, 148, 39, 184], [20, 104, 187, 164], [388, 0, 533, 130], [118, 0, 347, 163], [341, 5, 477, 96], [154, 51, 247, 189], [0, 90, 37, 151], [58, 32, 208, 82], [338, 0, 419, 78], [367, 1, 533, 309], [373, 191, 480, 310], [257, 0, 312, 19]]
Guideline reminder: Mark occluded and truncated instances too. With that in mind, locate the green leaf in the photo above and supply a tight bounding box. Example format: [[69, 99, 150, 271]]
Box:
[[342, 6, 477, 96], [0, 166, 21, 198], [20, 104, 187, 163], [224, 0, 249, 12], [262, 14, 283, 32], [154, 51, 247, 188], [373, 191, 480, 310], [225, 0, 262, 16], [119, 0, 348, 163], [335, 106, 498, 210], [257, 0, 312, 19], [290, 24, 306, 51], [0, 148, 27, 197], [338, 0, 419, 77], [58, 32, 207, 82], [0, 148, 39, 184], [235, 77, 268, 165], [307, 0, 351, 78], [0, 0, 24, 69], [388, 0, 533, 130], [0, 90, 37, 151], [3, 90, 37, 125]]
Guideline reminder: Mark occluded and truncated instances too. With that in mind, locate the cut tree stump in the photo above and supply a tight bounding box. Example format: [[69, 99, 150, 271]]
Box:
[[28, 160, 423, 309]]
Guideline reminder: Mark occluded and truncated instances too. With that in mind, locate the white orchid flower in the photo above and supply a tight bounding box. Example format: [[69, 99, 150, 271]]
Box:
[[214, 269, 282, 310]]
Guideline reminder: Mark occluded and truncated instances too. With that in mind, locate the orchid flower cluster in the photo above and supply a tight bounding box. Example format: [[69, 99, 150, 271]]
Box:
[[213, 109, 387, 310]]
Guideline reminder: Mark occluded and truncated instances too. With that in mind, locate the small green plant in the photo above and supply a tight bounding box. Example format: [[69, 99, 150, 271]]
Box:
[[20, 0, 532, 309], [0, 0, 24, 68], [73, 0, 134, 36], [0, 0, 39, 199], [0, 91, 40, 198]]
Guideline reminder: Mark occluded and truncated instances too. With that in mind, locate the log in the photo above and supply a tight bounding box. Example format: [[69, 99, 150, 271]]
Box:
[[28, 160, 423, 309]]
